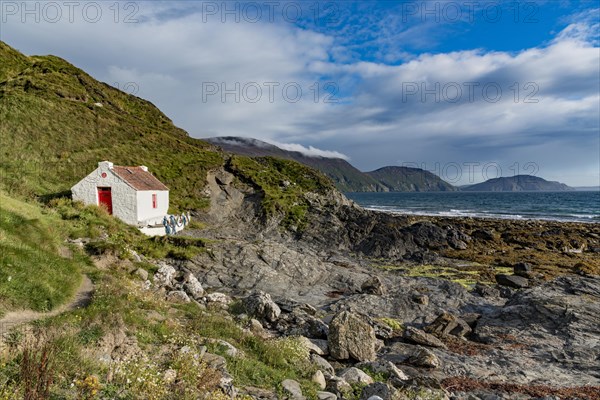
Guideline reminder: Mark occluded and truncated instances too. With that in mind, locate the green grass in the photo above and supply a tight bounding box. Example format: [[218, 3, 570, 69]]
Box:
[[0, 41, 334, 219], [375, 262, 514, 287], [0, 256, 321, 399], [0, 193, 82, 315], [228, 156, 334, 229]]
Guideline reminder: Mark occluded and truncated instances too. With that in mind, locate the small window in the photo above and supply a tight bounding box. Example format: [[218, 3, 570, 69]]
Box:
[[152, 194, 157, 209]]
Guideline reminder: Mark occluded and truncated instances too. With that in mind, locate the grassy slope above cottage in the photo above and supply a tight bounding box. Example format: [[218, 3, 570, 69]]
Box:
[[0, 41, 333, 218], [0, 41, 339, 398], [0, 41, 335, 314]]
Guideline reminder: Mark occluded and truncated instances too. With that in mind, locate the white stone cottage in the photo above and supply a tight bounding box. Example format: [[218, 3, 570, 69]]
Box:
[[71, 161, 169, 227]]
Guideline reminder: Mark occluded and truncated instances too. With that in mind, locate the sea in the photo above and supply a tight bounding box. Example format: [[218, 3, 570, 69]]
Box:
[[345, 191, 600, 223]]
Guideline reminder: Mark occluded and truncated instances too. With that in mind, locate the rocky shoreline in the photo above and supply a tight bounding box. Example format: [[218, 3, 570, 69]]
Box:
[[148, 175, 600, 399]]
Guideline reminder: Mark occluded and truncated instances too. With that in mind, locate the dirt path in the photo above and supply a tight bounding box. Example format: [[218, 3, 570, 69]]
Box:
[[0, 274, 94, 335]]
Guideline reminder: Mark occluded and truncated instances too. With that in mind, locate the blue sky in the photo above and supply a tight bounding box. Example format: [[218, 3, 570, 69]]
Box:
[[1, 0, 599, 185]]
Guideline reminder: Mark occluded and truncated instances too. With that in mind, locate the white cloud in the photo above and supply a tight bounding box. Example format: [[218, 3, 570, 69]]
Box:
[[1, 3, 598, 185], [269, 141, 350, 160]]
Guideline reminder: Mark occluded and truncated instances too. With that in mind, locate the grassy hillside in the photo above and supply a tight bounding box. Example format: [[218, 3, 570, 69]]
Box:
[[0, 42, 227, 211], [0, 192, 81, 316], [0, 42, 336, 222]]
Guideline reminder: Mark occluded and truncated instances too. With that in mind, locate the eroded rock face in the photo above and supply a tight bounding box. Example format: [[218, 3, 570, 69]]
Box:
[[329, 311, 377, 362], [474, 276, 600, 382]]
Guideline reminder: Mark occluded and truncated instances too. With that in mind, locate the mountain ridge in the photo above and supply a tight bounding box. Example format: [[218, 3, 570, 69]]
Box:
[[206, 136, 457, 193], [462, 175, 574, 192]]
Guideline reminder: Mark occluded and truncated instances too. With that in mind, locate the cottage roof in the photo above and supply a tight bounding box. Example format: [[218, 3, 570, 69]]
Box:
[[112, 166, 169, 191]]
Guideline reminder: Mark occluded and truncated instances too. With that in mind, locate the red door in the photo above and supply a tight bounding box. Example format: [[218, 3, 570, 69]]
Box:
[[97, 187, 113, 214]]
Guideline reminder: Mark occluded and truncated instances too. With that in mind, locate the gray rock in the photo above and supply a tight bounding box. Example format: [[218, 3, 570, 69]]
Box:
[[246, 318, 269, 338], [495, 274, 529, 289], [312, 370, 327, 390], [471, 229, 495, 241], [412, 293, 429, 305], [325, 377, 352, 398], [425, 311, 472, 338], [316, 392, 337, 400], [361, 276, 386, 295], [202, 352, 227, 371], [215, 339, 242, 358], [310, 354, 335, 376], [339, 367, 374, 385], [281, 310, 329, 339], [204, 292, 232, 306], [355, 360, 409, 381], [513, 262, 533, 278], [134, 268, 148, 281], [166, 290, 190, 303], [403, 326, 446, 348], [329, 311, 377, 362], [407, 346, 441, 368], [474, 283, 500, 298], [360, 382, 393, 399], [299, 336, 328, 355], [153, 264, 177, 287], [282, 379, 305, 400], [242, 290, 281, 323], [183, 273, 204, 299]]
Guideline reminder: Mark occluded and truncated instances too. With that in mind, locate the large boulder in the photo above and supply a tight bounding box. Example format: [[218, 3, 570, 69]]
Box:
[[329, 311, 377, 362], [242, 290, 281, 323]]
